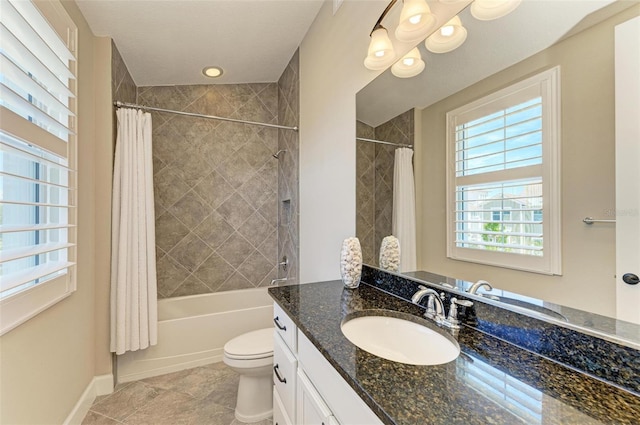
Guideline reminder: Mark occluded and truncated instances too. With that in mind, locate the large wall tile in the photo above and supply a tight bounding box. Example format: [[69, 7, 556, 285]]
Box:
[[140, 82, 279, 298]]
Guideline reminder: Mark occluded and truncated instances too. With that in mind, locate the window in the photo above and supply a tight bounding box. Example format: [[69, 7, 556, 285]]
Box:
[[0, 0, 77, 335], [446, 67, 560, 275]]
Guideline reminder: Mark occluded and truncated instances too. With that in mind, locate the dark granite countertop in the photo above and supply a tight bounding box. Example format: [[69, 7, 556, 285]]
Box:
[[268, 280, 640, 425]]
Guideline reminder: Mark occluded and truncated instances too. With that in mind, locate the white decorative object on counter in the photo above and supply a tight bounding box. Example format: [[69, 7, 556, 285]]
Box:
[[379, 235, 400, 272], [340, 237, 363, 289]]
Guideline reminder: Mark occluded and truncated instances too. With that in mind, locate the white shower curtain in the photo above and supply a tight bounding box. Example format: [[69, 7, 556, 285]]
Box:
[[392, 147, 417, 272], [110, 108, 158, 355]]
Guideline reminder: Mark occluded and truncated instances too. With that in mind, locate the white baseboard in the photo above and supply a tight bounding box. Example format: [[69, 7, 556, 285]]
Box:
[[63, 374, 114, 425], [117, 353, 222, 383]]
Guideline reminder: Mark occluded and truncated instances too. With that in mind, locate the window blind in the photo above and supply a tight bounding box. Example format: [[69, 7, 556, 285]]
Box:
[[454, 97, 544, 256], [446, 66, 561, 275], [0, 0, 76, 150], [0, 0, 77, 333], [0, 132, 75, 298]]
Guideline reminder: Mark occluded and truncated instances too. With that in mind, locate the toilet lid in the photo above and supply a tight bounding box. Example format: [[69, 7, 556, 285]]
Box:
[[224, 328, 274, 359]]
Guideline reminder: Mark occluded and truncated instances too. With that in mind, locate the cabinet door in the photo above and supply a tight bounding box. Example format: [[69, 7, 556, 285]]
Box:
[[327, 416, 340, 425], [273, 386, 293, 425], [296, 369, 333, 425]]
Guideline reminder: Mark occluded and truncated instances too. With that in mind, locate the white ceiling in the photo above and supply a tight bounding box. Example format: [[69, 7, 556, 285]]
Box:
[[357, 0, 630, 127], [75, 0, 324, 86]]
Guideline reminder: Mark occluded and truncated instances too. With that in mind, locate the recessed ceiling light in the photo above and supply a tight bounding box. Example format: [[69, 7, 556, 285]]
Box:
[[202, 66, 223, 78]]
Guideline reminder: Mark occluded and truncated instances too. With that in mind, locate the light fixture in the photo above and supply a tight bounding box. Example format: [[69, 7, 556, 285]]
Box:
[[363, 0, 518, 76], [394, 0, 438, 43], [202, 66, 223, 78], [391, 47, 425, 78], [425, 15, 467, 53], [471, 0, 522, 21], [364, 26, 397, 70]]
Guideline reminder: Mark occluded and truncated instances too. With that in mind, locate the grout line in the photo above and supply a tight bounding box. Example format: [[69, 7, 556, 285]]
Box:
[[86, 410, 126, 424]]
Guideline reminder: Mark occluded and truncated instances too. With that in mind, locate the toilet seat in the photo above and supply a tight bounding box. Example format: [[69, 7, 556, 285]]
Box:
[[224, 328, 274, 360]]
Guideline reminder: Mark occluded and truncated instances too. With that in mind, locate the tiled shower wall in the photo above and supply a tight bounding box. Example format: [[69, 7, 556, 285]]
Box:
[[142, 84, 279, 298], [277, 50, 300, 284], [111, 42, 298, 298], [356, 109, 414, 266]]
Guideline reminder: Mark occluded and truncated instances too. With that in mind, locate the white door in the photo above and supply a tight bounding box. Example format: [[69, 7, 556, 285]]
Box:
[[615, 15, 640, 324]]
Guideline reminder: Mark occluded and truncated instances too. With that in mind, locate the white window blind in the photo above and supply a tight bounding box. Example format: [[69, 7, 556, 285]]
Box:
[[0, 0, 77, 335], [446, 67, 561, 275]]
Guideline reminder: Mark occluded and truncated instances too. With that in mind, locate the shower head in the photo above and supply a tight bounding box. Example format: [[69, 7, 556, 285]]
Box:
[[272, 149, 287, 159]]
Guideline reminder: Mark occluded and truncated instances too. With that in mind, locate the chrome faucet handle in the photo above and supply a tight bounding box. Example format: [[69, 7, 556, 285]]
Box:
[[447, 298, 460, 326], [446, 298, 474, 328], [454, 298, 474, 308]]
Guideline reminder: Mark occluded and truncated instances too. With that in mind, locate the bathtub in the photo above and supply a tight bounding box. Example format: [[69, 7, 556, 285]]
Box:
[[116, 287, 274, 383]]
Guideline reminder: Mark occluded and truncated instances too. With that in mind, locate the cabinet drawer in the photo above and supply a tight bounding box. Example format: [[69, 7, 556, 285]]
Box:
[[273, 386, 293, 425], [273, 302, 297, 352], [274, 331, 297, 419]]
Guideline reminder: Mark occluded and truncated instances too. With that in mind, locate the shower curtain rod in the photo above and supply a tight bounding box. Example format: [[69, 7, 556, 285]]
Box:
[[113, 101, 298, 132], [356, 137, 413, 149]]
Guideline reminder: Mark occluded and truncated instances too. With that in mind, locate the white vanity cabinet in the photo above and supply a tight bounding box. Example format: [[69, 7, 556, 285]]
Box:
[[272, 302, 384, 425]]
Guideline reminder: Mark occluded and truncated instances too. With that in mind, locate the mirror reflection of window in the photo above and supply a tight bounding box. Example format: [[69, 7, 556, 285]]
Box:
[[458, 356, 543, 424], [447, 67, 561, 275]]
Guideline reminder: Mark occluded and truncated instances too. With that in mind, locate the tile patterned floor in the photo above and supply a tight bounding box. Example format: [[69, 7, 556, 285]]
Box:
[[82, 362, 272, 425]]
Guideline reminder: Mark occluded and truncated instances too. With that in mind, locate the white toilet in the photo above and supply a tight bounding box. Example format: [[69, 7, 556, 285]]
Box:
[[223, 328, 274, 423]]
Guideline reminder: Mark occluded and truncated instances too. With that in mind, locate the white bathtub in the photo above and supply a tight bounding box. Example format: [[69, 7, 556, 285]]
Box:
[[116, 287, 274, 383]]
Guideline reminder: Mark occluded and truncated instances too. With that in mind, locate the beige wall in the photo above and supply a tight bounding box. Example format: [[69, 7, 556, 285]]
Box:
[[0, 1, 113, 423], [299, 0, 467, 283], [94, 37, 114, 377], [415, 6, 640, 317]]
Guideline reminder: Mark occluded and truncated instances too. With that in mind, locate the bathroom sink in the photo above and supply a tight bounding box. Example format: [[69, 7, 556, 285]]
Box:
[[340, 313, 460, 366]]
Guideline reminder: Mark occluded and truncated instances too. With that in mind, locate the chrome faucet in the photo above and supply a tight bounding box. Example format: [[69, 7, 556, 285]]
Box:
[[412, 285, 473, 330], [468, 279, 493, 295], [411, 285, 446, 324]]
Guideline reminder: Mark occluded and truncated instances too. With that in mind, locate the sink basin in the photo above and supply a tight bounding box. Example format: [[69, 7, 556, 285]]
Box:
[[341, 314, 460, 366]]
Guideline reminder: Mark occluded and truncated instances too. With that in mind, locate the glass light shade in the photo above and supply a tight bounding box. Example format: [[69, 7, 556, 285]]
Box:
[[391, 48, 425, 78], [364, 27, 397, 70], [425, 16, 467, 53], [395, 0, 438, 43], [471, 0, 522, 21]]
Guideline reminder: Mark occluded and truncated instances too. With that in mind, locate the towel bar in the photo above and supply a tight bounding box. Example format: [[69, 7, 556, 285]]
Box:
[[583, 217, 616, 225]]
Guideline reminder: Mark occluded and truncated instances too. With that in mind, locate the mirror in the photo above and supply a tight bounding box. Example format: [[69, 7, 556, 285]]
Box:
[[356, 0, 640, 348]]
